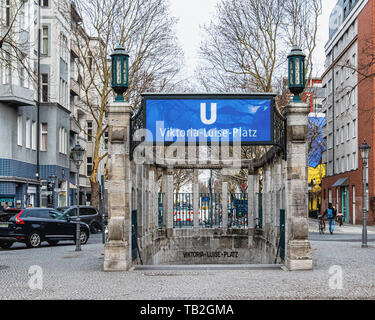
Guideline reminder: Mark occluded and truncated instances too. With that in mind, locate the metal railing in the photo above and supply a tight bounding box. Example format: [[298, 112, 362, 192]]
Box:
[[173, 193, 194, 228], [199, 193, 221, 228], [228, 193, 248, 228]]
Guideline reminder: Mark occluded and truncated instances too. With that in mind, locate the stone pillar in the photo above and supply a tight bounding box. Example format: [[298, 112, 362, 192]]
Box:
[[248, 167, 256, 229], [162, 169, 168, 228], [166, 168, 174, 237], [149, 168, 155, 232], [285, 102, 312, 271], [264, 165, 271, 225], [193, 169, 200, 231], [104, 102, 132, 271], [222, 176, 228, 230]]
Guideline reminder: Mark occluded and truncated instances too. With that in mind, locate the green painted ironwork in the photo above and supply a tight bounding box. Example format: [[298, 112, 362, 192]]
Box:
[[229, 193, 248, 228], [280, 209, 286, 261], [257, 193, 263, 228], [173, 193, 194, 228], [200, 193, 221, 228], [131, 210, 138, 261]]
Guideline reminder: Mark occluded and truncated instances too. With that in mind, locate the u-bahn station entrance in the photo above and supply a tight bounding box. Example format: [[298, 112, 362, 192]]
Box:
[[104, 47, 312, 272]]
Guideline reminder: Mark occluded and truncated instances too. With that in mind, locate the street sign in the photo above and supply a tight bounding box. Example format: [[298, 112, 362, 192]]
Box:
[[41, 191, 52, 196], [143, 94, 275, 145]]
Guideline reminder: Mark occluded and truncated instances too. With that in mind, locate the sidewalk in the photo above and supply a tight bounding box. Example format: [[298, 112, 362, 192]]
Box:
[[1, 231, 375, 299], [308, 218, 375, 234]]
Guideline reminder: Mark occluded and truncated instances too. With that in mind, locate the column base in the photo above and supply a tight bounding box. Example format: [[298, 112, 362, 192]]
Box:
[[286, 240, 313, 271], [104, 241, 131, 271]]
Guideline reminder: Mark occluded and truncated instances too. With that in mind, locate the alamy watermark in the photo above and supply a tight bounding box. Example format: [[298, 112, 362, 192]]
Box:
[[28, 265, 43, 291], [328, 265, 343, 290]]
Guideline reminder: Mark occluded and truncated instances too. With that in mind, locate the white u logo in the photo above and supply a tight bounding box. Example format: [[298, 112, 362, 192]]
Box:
[[200, 103, 217, 125]]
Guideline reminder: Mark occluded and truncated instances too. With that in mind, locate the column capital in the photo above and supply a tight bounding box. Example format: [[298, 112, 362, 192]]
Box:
[[285, 102, 310, 116], [108, 102, 133, 115]]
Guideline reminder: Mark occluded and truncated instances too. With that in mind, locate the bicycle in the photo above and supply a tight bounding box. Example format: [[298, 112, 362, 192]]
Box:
[[318, 215, 325, 234]]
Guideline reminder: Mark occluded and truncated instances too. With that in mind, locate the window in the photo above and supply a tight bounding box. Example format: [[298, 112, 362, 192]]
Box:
[[341, 156, 345, 172], [328, 133, 333, 149], [26, 118, 31, 149], [87, 157, 93, 177], [59, 128, 67, 154], [19, 61, 25, 87], [347, 123, 350, 141], [353, 152, 357, 169], [19, 1, 25, 29], [87, 121, 93, 142], [328, 79, 332, 95], [41, 123, 48, 151], [17, 115, 22, 146], [42, 26, 49, 55], [341, 126, 344, 143], [59, 33, 68, 62], [42, 74, 48, 102], [352, 53, 356, 73], [347, 155, 350, 171], [32, 121, 37, 150], [104, 131, 109, 150], [336, 129, 339, 146], [353, 120, 357, 138], [41, 0, 49, 7], [59, 78, 67, 107], [5, 0, 11, 27], [3, 52, 11, 84]]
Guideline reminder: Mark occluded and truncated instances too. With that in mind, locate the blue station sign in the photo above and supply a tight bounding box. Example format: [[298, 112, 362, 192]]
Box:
[[143, 94, 276, 145]]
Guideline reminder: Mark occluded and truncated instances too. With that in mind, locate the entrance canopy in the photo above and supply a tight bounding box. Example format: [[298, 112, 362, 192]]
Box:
[[332, 177, 349, 187]]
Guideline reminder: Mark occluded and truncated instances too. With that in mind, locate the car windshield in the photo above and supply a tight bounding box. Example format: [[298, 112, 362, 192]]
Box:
[[50, 210, 68, 221]]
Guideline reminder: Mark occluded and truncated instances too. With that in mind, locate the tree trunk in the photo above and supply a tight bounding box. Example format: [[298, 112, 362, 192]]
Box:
[[90, 179, 100, 208]]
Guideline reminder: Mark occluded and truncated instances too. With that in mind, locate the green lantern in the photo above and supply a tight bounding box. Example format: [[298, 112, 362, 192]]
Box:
[[110, 45, 129, 102], [287, 45, 306, 103]]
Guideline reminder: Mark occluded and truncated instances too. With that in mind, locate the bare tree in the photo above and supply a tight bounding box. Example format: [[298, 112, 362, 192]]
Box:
[[197, 0, 322, 93], [71, 0, 183, 207], [0, 0, 38, 87]]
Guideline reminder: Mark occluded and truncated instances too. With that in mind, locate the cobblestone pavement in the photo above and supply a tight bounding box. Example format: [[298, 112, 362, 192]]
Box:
[[1, 226, 375, 300]]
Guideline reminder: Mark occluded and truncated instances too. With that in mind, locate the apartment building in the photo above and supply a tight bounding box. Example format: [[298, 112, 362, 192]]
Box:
[[0, 0, 105, 209], [321, 0, 375, 225]]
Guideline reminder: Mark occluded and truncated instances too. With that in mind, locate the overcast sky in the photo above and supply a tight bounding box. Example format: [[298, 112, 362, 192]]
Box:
[[169, 0, 338, 80]]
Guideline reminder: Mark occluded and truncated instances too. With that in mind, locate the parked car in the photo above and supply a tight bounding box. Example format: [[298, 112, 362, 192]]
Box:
[[0, 208, 90, 249], [57, 206, 103, 234]]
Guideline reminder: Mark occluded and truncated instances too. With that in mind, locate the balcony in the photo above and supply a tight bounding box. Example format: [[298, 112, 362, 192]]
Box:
[[70, 116, 80, 134], [70, 78, 80, 97], [0, 84, 34, 107]]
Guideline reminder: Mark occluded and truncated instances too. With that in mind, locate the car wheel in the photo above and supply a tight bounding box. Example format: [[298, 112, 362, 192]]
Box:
[[47, 240, 59, 246], [0, 241, 13, 249], [90, 222, 99, 234], [79, 230, 89, 245], [26, 232, 42, 248]]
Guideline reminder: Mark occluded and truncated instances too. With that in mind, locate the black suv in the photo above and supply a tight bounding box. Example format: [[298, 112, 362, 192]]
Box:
[[0, 208, 90, 249], [57, 206, 103, 234]]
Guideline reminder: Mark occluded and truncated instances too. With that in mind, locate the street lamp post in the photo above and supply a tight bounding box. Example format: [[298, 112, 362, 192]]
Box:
[[49, 174, 57, 208], [360, 140, 371, 248], [287, 45, 306, 103], [71, 144, 85, 252]]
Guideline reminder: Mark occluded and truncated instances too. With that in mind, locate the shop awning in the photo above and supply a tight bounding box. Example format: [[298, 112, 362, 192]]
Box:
[[69, 183, 78, 190], [332, 177, 349, 187]]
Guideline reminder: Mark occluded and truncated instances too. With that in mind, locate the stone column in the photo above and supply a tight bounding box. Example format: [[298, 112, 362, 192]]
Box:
[[193, 169, 200, 231], [104, 102, 132, 271], [285, 102, 312, 271], [248, 166, 256, 229], [264, 165, 271, 225], [166, 168, 174, 237], [149, 168, 155, 233], [222, 175, 228, 230], [162, 169, 168, 229]]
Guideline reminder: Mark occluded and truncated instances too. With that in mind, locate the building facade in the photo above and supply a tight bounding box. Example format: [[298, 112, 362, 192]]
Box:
[[321, 0, 375, 225], [0, 0, 105, 209]]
